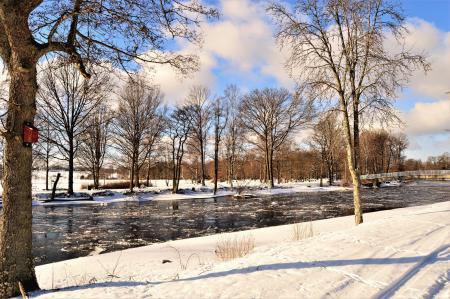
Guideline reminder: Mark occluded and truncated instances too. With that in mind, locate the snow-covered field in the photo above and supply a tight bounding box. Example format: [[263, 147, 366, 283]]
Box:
[[31, 201, 450, 298]]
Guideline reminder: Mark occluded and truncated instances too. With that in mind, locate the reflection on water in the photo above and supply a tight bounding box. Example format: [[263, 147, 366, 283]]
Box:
[[26, 181, 450, 265]]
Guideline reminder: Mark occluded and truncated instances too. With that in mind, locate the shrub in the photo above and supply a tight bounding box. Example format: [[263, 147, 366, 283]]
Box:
[[215, 235, 255, 261], [292, 222, 314, 241]]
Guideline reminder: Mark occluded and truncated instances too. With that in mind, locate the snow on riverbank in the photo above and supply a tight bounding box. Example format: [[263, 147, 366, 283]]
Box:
[[31, 201, 450, 298], [0, 180, 349, 207]]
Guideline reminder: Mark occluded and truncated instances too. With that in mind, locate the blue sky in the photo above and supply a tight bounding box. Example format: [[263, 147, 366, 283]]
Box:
[[151, 0, 450, 160]]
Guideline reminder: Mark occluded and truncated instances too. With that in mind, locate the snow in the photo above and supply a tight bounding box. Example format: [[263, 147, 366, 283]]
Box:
[[31, 201, 450, 298], [0, 173, 350, 207]]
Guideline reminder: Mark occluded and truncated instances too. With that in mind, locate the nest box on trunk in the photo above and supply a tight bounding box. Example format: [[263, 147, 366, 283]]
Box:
[[23, 122, 39, 147]]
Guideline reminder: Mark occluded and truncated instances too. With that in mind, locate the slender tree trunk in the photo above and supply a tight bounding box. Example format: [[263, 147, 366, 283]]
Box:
[[172, 163, 177, 194], [200, 142, 205, 186], [45, 154, 49, 191], [328, 160, 333, 186], [319, 154, 323, 187], [94, 166, 100, 189], [68, 138, 74, 195], [0, 65, 40, 297], [342, 104, 363, 224], [130, 158, 135, 192], [146, 157, 151, 187], [268, 148, 274, 188], [230, 159, 234, 190], [134, 160, 140, 188], [213, 134, 219, 195]]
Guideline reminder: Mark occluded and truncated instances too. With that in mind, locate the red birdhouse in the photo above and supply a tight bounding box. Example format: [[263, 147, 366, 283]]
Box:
[[23, 123, 39, 146]]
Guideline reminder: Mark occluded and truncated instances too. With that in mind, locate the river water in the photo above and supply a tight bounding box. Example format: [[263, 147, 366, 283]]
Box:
[[25, 181, 450, 265]]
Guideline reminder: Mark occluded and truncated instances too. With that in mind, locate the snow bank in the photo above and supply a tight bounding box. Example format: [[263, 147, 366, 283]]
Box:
[[0, 180, 349, 208], [32, 201, 450, 298]]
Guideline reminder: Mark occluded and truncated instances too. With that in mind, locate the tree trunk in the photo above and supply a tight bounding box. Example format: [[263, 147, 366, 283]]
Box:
[[0, 66, 40, 297], [213, 135, 219, 195], [341, 100, 363, 225], [68, 138, 74, 195], [134, 161, 140, 189], [94, 166, 100, 189], [146, 157, 151, 187], [45, 154, 49, 191], [200, 143, 206, 186], [268, 148, 274, 188], [319, 155, 323, 187], [51, 173, 61, 201], [130, 158, 135, 192], [328, 161, 333, 186], [229, 156, 234, 190]]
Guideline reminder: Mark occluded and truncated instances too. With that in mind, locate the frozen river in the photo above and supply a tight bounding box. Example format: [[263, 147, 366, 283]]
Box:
[[27, 181, 450, 265]]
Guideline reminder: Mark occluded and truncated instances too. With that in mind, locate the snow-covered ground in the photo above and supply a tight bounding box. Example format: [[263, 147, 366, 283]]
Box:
[[31, 201, 450, 298], [1, 173, 350, 207]]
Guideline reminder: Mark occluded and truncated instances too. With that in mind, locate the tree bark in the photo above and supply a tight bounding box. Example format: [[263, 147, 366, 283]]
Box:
[[0, 66, 40, 297]]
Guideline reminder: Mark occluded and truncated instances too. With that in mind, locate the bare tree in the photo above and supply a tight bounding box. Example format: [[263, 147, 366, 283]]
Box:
[[37, 60, 108, 195], [212, 96, 228, 195], [33, 116, 58, 190], [167, 106, 192, 193], [390, 133, 408, 172], [240, 88, 312, 188], [268, 0, 428, 224], [0, 1, 217, 295], [78, 104, 112, 189], [112, 77, 163, 192], [310, 112, 342, 186], [223, 85, 244, 189], [185, 86, 211, 186], [144, 114, 166, 187]]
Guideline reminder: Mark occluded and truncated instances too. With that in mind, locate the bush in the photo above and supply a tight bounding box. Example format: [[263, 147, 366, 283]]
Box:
[[215, 235, 255, 261], [292, 222, 314, 241]]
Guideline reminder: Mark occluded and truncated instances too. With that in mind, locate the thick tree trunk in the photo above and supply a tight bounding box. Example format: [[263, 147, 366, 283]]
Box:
[[0, 67, 40, 297]]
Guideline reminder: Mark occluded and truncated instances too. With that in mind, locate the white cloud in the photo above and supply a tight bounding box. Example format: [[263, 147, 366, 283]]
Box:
[[147, 0, 293, 104], [400, 19, 450, 100], [404, 99, 450, 135]]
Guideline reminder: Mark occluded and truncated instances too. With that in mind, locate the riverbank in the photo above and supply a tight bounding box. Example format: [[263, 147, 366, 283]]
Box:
[[31, 201, 450, 298], [0, 180, 350, 207]]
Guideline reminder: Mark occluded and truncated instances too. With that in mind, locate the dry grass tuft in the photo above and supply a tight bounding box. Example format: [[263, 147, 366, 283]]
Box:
[[292, 222, 314, 241], [215, 235, 255, 261]]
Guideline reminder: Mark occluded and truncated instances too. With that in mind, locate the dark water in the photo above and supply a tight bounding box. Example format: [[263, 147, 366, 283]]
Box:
[[27, 181, 450, 265]]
